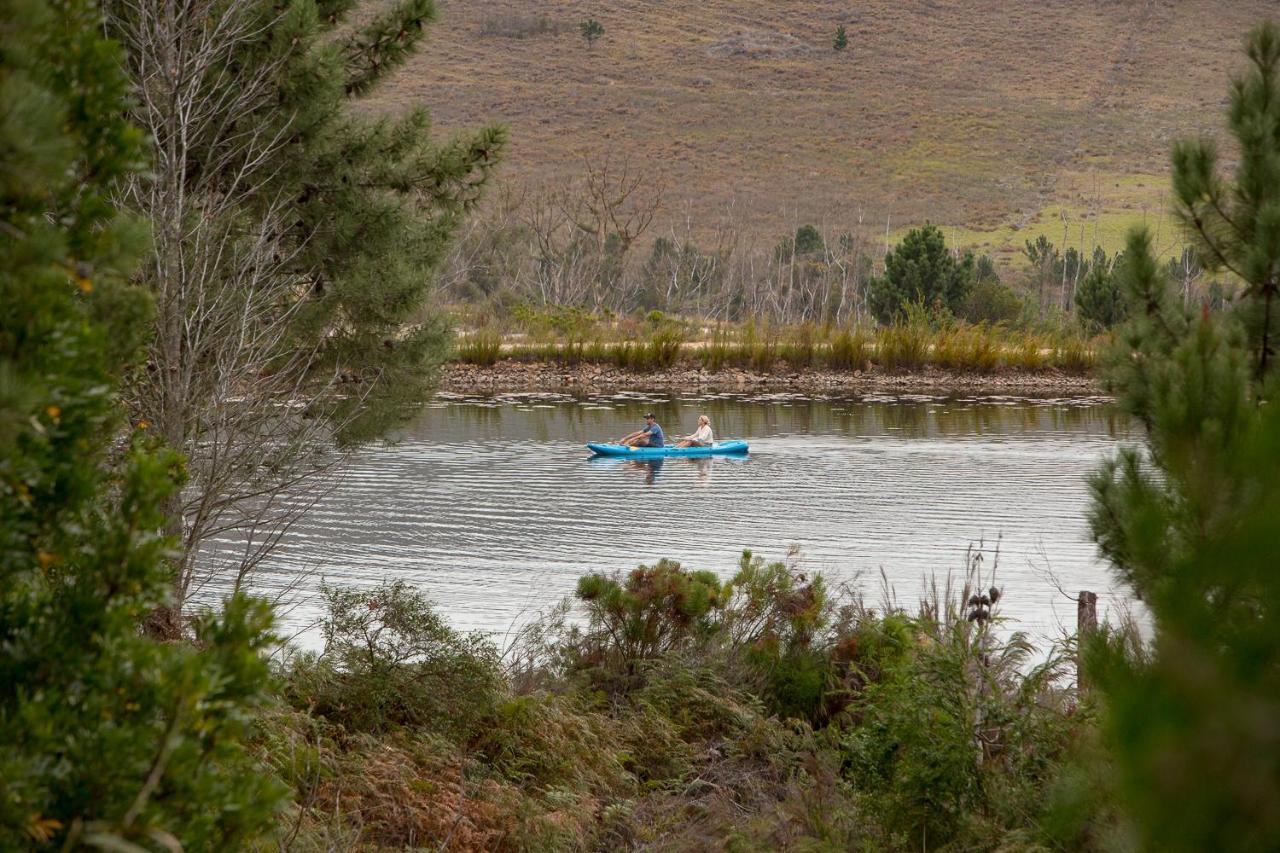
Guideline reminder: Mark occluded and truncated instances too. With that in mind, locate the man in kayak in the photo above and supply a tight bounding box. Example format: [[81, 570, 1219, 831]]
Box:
[[619, 412, 665, 448]]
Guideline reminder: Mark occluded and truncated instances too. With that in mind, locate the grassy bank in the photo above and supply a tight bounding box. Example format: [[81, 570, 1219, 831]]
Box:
[[455, 317, 1099, 376], [261, 550, 1110, 851]]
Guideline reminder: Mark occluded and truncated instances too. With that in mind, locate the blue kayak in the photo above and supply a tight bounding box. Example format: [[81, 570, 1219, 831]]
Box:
[[587, 440, 748, 458]]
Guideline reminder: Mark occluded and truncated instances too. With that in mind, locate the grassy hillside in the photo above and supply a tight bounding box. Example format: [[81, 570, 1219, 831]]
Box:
[[370, 0, 1272, 262]]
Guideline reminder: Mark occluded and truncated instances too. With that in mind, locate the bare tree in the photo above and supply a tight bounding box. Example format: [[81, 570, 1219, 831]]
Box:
[[558, 157, 664, 260], [113, 0, 348, 634]]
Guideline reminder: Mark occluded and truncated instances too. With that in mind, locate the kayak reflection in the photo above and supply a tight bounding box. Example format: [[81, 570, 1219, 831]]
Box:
[[612, 457, 664, 484], [587, 453, 747, 485]]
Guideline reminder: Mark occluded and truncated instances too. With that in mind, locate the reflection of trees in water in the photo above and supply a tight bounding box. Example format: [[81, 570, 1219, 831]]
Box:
[[416, 393, 1127, 443], [877, 403, 930, 436]]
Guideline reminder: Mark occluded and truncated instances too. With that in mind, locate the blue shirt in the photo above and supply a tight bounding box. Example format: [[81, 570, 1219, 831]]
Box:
[[643, 421, 664, 447]]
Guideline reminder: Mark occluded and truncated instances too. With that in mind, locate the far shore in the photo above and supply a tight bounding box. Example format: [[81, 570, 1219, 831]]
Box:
[[440, 359, 1103, 397]]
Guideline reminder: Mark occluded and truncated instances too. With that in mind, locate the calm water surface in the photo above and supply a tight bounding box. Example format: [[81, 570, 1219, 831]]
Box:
[[229, 390, 1137, 645]]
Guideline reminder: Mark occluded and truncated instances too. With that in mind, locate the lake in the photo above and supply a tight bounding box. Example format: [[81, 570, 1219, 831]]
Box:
[[220, 390, 1137, 647]]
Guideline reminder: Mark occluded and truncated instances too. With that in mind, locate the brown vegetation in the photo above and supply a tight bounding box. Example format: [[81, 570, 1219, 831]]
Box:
[[369, 0, 1272, 261]]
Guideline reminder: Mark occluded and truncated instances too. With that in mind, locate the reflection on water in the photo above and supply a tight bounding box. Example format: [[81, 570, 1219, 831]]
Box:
[[206, 390, 1135, 645]]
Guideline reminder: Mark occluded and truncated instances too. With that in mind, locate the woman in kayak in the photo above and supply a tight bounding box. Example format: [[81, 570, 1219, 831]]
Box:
[[619, 412, 665, 447], [674, 414, 713, 448]]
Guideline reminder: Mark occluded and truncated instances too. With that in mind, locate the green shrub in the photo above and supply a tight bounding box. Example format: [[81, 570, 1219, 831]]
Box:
[[868, 224, 976, 323], [723, 551, 834, 723], [573, 559, 726, 683], [841, 588, 1077, 849], [1075, 259, 1128, 332], [960, 268, 1024, 324], [285, 581, 500, 736]]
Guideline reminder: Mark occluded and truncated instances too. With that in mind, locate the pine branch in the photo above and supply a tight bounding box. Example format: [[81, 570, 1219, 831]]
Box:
[[342, 0, 435, 96]]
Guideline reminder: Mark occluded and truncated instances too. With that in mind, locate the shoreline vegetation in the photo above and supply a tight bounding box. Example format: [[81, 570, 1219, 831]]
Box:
[[260, 552, 1108, 851], [442, 359, 1101, 395], [445, 316, 1101, 395]]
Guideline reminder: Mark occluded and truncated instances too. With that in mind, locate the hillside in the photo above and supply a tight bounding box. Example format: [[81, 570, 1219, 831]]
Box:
[[370, 0, 1274, 262]]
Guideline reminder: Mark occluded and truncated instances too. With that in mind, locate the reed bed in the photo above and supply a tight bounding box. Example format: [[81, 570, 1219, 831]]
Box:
[[454, 319, 1100, 374]]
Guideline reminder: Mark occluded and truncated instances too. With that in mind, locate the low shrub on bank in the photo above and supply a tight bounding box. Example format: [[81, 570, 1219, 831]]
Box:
[[263, 553, 1102, 851], [282, 582, 501, 737]]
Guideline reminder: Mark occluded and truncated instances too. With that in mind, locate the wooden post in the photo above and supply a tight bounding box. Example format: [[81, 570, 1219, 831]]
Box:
[[1077, 590, 1098, 694]]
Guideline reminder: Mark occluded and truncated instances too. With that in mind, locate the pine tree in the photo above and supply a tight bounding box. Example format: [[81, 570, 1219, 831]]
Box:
[[868, 224, 976, 323], [834, 24, 849, 51], [580, 18, 604, 49], [1074, 251, 1127, 332], [1083, 22, 1280, 850], [267, 0, 506, 440], [106, 0, 506, 625], [0, 0, 282, 845]]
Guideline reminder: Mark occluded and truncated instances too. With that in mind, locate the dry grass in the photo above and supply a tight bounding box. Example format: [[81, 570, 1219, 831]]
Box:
[[367, 0, 1270, 266], [457, 320, 1099, 374]]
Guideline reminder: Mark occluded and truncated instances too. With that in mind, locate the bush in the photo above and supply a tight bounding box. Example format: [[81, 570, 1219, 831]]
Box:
[[868, 225, 976, 323], [841, 583, 1077, 849], [1075, 259, 1128, 332], [723, 550, 834, 722], [960, 271, 1023, 324], [572, 559, 727, 684], [285, 581, 500, 736], [0, 4, 283, 847]]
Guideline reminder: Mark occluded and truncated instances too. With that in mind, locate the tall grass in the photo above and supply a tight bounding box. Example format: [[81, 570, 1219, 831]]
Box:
[[455, 328, 503, 365], [456, 316, 1096, 374], [779, 323, 818, 369], [699, 326, 731, 372], [610, 328, 684, 370], [1054, 335, 1096, 373], [933, 324, 1002, 373], [827, 326, 870, 370], [1008, 332, 1050, 370], [875, 320, 930, 370]]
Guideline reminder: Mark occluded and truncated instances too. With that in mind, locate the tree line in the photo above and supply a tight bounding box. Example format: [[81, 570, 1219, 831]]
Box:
[[440, 177, 1225, 336]]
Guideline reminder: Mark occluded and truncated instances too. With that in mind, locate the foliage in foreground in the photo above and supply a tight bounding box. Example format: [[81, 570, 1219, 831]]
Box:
[[0, 0, 282, 847], [1083, 21, 1280, 851], [265, 553, 1089, 851]]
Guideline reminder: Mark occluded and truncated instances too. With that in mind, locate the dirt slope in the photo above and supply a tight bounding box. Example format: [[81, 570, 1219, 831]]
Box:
[[369, 0, 1273, 260]]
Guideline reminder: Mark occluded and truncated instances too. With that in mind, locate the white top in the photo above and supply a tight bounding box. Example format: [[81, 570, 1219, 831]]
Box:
[[690, 424, 714, 444]]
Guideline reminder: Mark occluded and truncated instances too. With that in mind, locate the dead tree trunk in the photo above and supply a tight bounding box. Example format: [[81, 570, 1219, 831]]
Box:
[[1076, 589, 1098, 694]]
